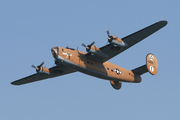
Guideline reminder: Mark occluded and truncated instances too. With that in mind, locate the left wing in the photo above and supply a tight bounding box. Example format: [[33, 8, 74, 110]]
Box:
[[11, 65, 76, 85], [86, 20, 167, 63]]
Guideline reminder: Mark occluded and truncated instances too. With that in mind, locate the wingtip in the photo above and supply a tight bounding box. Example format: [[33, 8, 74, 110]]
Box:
[[11, 81, 19, 85], [159, 20, 168, 25], [11, 82, 15, 85]]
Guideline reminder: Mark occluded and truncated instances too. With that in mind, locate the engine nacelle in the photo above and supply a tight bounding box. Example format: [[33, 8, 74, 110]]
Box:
[[109, 35, 128, 47], [110, 80, 122, 90], [81, 41, 108, 57], [88, 45, 108, 57], [37, 66, 50, 75]]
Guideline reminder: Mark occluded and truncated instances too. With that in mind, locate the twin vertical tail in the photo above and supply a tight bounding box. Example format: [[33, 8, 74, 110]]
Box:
[[132, 53, 158, 75], [146, 53, 158, 75]]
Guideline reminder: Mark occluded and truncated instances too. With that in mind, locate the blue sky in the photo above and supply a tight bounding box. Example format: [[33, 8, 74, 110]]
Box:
[[1, 0, 180, 120]]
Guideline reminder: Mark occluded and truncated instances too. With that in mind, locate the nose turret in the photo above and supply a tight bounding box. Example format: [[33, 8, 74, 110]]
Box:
[[51, 47, 59, 58]]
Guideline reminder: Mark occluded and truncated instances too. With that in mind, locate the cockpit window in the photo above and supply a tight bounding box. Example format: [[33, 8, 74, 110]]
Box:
[[51, 47, 59, 57], [65, 46, 75, 50]]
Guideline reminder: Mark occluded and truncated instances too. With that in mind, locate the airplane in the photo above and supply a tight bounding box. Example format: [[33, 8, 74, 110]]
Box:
[[11, 20, 168, 90]]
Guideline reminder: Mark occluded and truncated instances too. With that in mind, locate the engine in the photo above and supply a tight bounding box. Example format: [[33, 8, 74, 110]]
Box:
[[110, 80, 122, 90], [37, 66, 50, 75], [81, 41, 108, 57], [31, 62, 50, 75], [88, 45, 108, 57], [106, 29, 128, 47]]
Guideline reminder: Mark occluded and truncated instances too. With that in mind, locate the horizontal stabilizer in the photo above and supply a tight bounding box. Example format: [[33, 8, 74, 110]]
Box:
[[132, 53, 158, 75], [132, 65, 148, 75]]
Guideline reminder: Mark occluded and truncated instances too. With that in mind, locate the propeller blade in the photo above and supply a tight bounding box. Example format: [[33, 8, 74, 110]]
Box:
[[81, 43, 86, 47], [39, 61, 44, 66], [106, 29, 110, 37], [31, 65, 36, 69], [31, 62, 45, 72], [90, 41, 95, 46]]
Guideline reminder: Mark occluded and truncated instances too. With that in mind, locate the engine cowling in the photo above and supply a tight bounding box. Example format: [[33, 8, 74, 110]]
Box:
[[108, 35, 128, 47], [106, 29, 128, 47], [87, 45, 108, 57], [31, 62, 50, 75], [81, 41, 108, 57], [37, 66, 50, 75], [110, 80, 122, 90]]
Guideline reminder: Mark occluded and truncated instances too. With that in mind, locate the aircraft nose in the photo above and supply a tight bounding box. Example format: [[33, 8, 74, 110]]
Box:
[[51, 47, 59, 58]]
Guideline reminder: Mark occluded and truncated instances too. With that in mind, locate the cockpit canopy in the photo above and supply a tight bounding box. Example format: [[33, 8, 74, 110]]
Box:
[[65, 46, 75, 50]]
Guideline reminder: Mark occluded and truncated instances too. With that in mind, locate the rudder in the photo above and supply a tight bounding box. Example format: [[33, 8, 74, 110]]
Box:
[[132, 53, 158, 75], [146, 53, 158, 75]]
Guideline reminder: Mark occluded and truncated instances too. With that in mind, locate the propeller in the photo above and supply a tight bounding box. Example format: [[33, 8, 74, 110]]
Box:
[[90, 41, 95, 46], [106, 29, 110, 37], [81, 43, 87, 48], [31, 61, 44, 72], [81, 41, 95, 52], [106, 29, 113, 42]]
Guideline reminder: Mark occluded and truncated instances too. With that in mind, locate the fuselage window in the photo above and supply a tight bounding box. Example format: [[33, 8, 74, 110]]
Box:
[[87, 61, 89, 64], [62, 49, 64, 51], [107, 68, 109, 70], [111, 69, 113, 72], [57, 47, 59, 55], [91, 63, 93, 65]]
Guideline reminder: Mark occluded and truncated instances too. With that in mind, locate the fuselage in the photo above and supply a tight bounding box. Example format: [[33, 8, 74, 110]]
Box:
[[51, 47, 141, 83]]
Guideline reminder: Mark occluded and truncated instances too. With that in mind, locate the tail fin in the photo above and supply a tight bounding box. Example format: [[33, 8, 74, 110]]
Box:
[[132, 53, 158, 75]]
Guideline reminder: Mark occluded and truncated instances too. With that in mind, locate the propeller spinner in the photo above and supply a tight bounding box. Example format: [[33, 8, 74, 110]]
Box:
[[31, 61, 44, 72], [81, 41, 95, 52]]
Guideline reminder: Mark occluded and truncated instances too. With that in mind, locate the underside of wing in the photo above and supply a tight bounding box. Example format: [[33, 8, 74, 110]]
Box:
[[86, 20, 167, 63], [11, 65, 76, 85]]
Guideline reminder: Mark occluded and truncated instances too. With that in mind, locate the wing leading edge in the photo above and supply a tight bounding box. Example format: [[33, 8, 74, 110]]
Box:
[[11, 65, 76, 85], [86, 20, 167, 63]]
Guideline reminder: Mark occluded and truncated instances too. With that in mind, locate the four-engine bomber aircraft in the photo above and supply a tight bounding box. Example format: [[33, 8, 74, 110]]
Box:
[[11, 20, 167, 90]]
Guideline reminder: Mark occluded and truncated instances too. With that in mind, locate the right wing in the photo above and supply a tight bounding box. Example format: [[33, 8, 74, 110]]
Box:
[[11, 65, 76, 85], [85, 20, 167, 63]]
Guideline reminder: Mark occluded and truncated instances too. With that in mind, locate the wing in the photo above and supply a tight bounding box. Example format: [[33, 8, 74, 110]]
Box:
[[11, 65, 76, 85], [86, 20, 167, 63]]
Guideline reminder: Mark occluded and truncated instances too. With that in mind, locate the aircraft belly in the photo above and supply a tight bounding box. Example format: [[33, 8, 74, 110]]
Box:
[[55, 55, 124, 81], [55, 55, 141, 83]]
